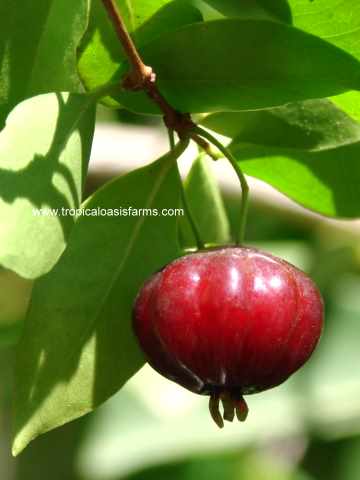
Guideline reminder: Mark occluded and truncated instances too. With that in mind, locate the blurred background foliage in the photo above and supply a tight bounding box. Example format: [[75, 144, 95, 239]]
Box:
[[1, 108, 360, 480]]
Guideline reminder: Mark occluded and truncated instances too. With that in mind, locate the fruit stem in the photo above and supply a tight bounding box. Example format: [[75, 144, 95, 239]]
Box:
[[167, 128, 176, 150], [179, 178, 206, 251], [192, 126, 249, 245], [169, 132, 205, 251]]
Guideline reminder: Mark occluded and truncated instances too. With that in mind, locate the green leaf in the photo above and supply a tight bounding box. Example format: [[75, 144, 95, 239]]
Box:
[[96, 19, 360, 114], [0, 93, 96, 279], [12, 145, 186, 455], [290, 0, 360, 62], [287, 1, 360, 121], [185, 0, 223, 21], [201, 99, 360, 218], [113, 0, 174, 31], [77, 0, 202, 107], [202, 0, 292, 22], [0, 323, 23, 349], [331, 91, 360, 123], [0, 268, 32, 348], [0, 269, 32, 326], [234, 144, 360, 218], [201, 99, 360, 151], [203, 0, 360, 61], [179, 155, 230, 247], [0, 0, 89, 128]]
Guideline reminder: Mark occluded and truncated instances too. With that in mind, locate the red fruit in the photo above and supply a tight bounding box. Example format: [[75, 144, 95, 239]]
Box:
[[133, 247, 324, 428]]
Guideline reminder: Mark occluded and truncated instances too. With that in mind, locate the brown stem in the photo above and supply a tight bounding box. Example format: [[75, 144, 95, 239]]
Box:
[[101, 0, 147, 84], [101, 0, 212, 146]]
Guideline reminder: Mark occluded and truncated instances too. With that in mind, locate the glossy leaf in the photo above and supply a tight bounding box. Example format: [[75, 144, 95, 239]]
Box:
[[0, 93, 96, 279], [203, 0, 360, 62], [93, 19, 360, 114], [193, 1, 360, 120], [290, 0, 360, 62], [13, 146, 185, 455], [233, 143, 360, 218], [201, 100, 360, 218], [289, 1, 360, 121], [331, 91, 360, 123], [185, 0, 223, 21], [202, 0, 292, 22], [0, 0, 89, 128], [78, 0, 202, 107], [179, 155, 230, 247], [201, 99, 360, 151], [114, 0, 173, 31]]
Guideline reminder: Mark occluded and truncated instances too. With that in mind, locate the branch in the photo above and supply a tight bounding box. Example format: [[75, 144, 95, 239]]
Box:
[[101, 1, 249, 244], [102, 0, 151, 82], [101, 0, 210, 145]]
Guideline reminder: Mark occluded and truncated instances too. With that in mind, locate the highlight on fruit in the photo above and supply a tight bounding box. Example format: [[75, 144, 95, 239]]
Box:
[[133, 247, 324, 428]]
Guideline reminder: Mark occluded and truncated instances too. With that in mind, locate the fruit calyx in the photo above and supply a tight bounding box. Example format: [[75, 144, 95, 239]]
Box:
[[209, 390, 249, 429]]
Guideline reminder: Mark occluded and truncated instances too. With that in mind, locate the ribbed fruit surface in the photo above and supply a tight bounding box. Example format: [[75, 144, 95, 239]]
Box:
[[133, 247, 324, 426]]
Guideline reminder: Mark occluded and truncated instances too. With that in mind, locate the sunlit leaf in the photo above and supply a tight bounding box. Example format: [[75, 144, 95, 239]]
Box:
[[92, 19, 360, 114], [13, 145, 186, 455], [0, 93, 95, 279], [0, 0, 89, 127], [78, 0, 202, 107]]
